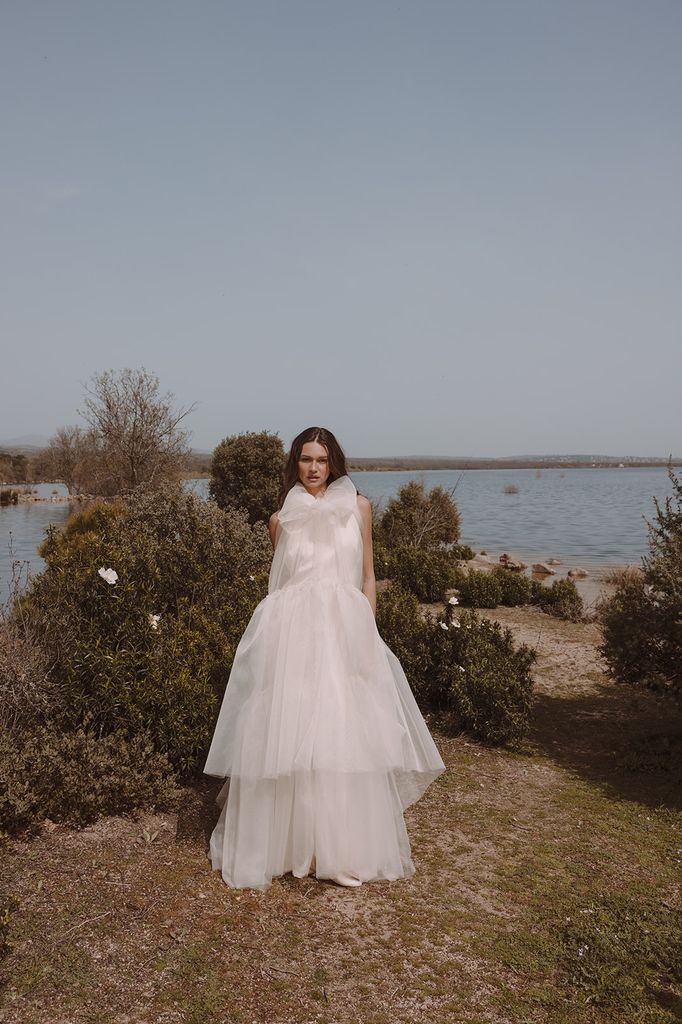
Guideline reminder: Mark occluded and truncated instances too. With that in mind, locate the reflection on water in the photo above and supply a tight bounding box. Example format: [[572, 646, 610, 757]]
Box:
[[1, 467, 676, 599]]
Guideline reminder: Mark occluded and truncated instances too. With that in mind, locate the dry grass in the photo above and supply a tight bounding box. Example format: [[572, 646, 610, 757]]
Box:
[[1, 605, 680, 1024]]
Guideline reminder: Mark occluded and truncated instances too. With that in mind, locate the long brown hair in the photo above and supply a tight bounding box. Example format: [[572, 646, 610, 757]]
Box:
[[276, 427, 360, 509]]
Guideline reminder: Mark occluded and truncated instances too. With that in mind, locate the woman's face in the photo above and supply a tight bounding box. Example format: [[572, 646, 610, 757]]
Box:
[[297, 441, 330, 494]]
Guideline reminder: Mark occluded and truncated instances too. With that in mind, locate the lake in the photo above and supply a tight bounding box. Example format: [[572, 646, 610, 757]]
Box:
[[1, 467, 676, 602]]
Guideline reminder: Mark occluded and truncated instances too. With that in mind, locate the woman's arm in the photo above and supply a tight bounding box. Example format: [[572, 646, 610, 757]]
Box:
[[268, 512, 280, 552], [357, 495, 377, 618]]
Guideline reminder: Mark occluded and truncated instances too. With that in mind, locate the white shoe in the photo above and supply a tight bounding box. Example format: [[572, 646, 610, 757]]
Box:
[[331, 872, 362, 887]]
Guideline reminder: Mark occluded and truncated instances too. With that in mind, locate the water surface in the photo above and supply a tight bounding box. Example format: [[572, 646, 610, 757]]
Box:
[[1, 467, 675, 600]]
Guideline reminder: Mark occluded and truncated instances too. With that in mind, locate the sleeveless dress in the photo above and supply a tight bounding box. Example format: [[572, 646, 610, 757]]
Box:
[[203, 473, 446, 890]]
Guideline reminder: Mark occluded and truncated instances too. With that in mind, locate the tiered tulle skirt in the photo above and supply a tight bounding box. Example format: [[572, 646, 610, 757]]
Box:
[[203, 577, 446, 890]]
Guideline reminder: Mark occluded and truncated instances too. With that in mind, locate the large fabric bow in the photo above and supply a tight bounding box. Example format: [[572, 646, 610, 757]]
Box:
[[277, 474, 358, 531]]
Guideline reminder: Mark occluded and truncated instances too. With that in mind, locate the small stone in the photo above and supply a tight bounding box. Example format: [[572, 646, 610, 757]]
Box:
[[532, 563, 556, 575]]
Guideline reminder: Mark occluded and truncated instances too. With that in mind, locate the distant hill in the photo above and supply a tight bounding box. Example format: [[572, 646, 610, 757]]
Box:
[[0, 435, 51, 450], [342, 454, 681, 471], [2, 439, 679, 473]]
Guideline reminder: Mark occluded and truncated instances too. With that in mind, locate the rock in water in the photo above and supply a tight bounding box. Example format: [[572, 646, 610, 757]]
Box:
[[532, 563, 556, 575]]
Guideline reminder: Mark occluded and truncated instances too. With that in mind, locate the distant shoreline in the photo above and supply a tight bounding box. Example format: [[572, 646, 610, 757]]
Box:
[[3, 457, 678, 494], [184, 457, 681, 479], [345, 458, 681, 472]]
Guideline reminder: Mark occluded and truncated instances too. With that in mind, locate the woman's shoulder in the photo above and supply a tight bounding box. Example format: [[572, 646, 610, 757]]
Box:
[[355, 493, 372, 516]]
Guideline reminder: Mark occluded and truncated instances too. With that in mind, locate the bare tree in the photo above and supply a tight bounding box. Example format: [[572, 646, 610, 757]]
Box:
[[76, 367, 197, 494], [46, 425, 97, 494]]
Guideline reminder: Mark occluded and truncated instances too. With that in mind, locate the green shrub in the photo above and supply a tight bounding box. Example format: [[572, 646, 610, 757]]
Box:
[[450, 542, 475, 561], [534, 578, 585, 622], [371, 484, 469, 599], [375, 585, 432, 702], [0, 715, 181, 835], [373, 536, 392, 581], [383, 545, 465, 602], [426, 604, 536, 746], [598, 464, 682, 697], [490, 566, 535, 606], [457, 569, 502, 608], [377, 584, 536, 747], [454, 568, 584, 621], [13, 479, 272, 774], [597, 568, 674, 695], [0, 607, 62, 735], [379, 479, 460, 549], [209, 430, 285, 524]]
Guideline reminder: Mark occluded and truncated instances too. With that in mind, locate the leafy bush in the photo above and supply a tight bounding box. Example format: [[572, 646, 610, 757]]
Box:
[[379, 479, 461, 549], [372, 535, 392, 581], [0, 604, 63, 735], [491, 566, 535, 606], [450, 542, 475, 561], [0, 715, 181, 835], [598, 568, 676, 696], [14, 479, 272, 774], [209, 429, 285, 524], [598, 464, 682, 697], [377, 584, 536, 747], [456, 569, 502, 608], [453, 567, 584, 621], [371, 483, 470, 600], [426, 603, 536, 746], [533, 577, 585, 622], [383, 546, 465, 602], [375, 584, 433, 694]]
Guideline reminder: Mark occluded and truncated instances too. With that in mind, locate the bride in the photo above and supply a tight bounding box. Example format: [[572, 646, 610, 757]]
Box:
[[203, 426, 446, 890]]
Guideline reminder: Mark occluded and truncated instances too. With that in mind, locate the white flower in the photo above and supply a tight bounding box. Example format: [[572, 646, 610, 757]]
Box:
[[448, 596, 459, 605], [577, 945, 589, 957], [249, 574, 255, 581], [149, 614, 161, 630], [98, 567, 118, 585], [440, 622, 449, 630], [451, 619, 461, 628], [458, 665, 465, 673]]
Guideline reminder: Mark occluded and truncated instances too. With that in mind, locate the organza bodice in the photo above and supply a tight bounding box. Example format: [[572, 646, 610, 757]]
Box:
[[268, 474, 364, 593]]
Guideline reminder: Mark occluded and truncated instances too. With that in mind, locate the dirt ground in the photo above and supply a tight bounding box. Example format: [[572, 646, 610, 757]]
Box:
[[1, 602, 680, 1024]]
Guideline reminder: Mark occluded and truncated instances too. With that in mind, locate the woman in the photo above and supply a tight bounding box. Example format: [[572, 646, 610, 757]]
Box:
[[203, 426, 446, 890]]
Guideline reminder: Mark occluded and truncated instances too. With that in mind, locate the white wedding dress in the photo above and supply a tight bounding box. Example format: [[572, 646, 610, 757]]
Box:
[[203, 473, 446, 890]]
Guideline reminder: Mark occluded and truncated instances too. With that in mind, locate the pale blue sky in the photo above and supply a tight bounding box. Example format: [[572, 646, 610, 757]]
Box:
[[2, 1, 680, 457]]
